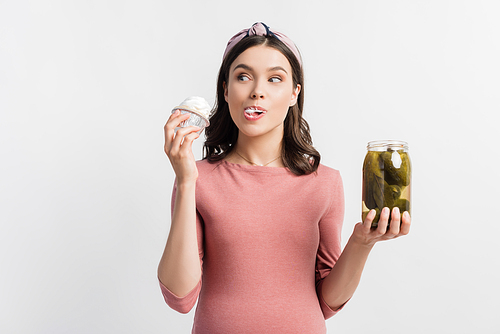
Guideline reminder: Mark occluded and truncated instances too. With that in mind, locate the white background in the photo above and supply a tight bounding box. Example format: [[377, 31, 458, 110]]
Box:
[[1, 0, 499, 333]]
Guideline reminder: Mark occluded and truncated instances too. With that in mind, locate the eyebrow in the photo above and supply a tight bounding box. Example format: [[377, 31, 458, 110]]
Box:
[[232, 63, 288, 74]]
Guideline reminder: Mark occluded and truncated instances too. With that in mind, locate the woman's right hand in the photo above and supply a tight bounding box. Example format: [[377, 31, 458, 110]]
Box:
[[164, 110, 201, 185]]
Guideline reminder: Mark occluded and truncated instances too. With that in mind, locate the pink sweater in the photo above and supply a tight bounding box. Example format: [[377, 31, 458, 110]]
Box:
[[160, 160, 345, 333]]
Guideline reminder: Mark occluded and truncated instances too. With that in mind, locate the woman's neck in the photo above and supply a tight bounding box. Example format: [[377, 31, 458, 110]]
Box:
[[229, 132, 284, 167]]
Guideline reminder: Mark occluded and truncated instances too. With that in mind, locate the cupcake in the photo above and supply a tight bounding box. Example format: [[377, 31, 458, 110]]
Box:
[[171, 96, 211, 132]]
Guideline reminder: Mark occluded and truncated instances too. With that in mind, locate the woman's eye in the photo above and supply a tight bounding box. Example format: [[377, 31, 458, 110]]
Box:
[[269, 77, 282, 83], [237, 75, 250, 81]]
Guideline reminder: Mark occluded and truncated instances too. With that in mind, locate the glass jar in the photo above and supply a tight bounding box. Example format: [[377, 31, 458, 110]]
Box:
[[362, 140, 411, 228]]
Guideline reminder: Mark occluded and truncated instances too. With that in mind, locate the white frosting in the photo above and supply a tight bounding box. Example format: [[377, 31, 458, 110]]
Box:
[[177, 96, 211, 119]]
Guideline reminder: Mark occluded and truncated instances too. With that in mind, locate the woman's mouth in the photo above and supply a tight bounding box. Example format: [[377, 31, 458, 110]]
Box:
[[244, 107, 267, 121]]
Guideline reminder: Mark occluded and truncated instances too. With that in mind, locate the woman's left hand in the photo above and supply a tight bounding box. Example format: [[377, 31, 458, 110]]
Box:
[[350, 207, 411, 248]]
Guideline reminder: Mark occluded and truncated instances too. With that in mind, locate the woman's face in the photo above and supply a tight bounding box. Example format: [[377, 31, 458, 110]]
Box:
[[224, 45, 301, 141]]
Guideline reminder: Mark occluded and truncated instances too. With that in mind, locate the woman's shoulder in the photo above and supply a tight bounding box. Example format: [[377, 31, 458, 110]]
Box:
[[312, 164, 344, 200], [316, 163, 342, 179], [196, 158, 220, 170], [311, 164, 343, 192], [195, 159, 226, 177]]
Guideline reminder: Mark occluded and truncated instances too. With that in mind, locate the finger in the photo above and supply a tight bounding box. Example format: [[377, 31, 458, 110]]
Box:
[[170, 126, 201, 153], [164, 111, 178, 142], [164, 111, 188, 150], [166, 111, 191, 131], [165, 121, 196, 156], [179, 131, 200, 151], [376, 207, 390, 235], [165, 110, 190, 130], [166, 109, 183, 127], [386, 206, 401, 238], [363, 209, 377, 231], [399, 211, 411, 235]]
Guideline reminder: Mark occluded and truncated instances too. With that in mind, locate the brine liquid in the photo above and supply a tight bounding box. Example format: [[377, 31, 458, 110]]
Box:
[[362, 149, 411, 228]]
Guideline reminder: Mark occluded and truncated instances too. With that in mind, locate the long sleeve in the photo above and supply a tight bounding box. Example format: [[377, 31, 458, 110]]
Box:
[[315, 171, 346, 319], [158, 183, 204, 314]]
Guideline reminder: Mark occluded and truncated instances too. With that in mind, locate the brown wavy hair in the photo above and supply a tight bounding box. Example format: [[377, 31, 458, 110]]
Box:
[[203, 35, 320, 175]]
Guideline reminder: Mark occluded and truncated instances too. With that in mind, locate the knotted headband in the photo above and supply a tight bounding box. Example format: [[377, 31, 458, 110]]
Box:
[[223, 22, 302, 67]]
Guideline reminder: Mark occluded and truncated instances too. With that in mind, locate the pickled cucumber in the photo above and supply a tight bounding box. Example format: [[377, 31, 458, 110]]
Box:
[[381, 150, 411, 186], [362, 149, 411, 228]]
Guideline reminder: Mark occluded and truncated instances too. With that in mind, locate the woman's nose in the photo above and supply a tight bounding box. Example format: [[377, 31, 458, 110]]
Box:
[[251, 82, 265, 99]]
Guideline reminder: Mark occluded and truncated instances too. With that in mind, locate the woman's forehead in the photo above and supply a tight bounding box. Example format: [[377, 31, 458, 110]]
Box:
[[230, 45, 291, 71]]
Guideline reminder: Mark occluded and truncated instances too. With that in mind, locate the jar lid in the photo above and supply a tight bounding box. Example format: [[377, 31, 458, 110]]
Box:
[[367, 140, 409, 150]]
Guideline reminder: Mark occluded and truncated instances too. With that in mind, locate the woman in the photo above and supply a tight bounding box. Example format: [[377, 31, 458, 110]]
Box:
[[158, 22, 411, 333]]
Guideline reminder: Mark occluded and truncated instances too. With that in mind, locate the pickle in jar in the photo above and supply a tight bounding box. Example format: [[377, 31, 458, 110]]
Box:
[[362, 142, 411, 228]]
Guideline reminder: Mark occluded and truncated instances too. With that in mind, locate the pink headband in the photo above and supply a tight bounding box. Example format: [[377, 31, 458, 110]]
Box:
[[223, 22, 302, 67]]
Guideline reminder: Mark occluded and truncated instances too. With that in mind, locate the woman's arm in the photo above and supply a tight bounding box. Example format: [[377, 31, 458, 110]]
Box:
[[322, 207, 411, 310], [157, 111, 202, 297]]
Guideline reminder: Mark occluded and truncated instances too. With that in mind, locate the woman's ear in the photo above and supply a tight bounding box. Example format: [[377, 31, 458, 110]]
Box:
[[223, 82, 228, 102], [289, 84, 301, 107]]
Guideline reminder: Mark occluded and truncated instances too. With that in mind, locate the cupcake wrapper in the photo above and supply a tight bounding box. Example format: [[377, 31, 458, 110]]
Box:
[[173, 109, 210, 132]]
